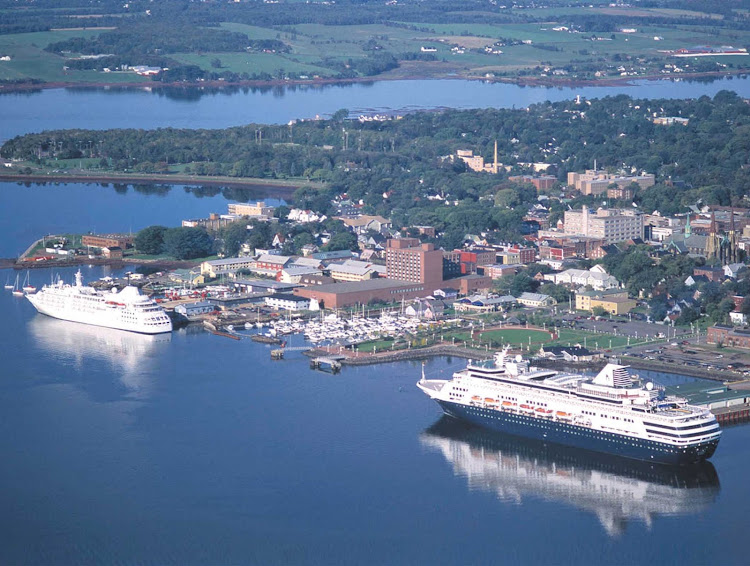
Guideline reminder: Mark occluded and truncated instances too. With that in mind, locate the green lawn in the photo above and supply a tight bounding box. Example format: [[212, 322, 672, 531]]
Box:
[[0, 29, 150, 83], [170, 52, 335, 77]]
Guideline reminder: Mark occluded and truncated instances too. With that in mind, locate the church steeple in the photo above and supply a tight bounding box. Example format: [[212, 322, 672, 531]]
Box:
[[728, 206, 738, 263], [684, 213, 692, 237], [705, 211, 719, 260]]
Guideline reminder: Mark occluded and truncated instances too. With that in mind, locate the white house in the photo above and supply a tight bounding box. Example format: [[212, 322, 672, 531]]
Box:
[[543, 265, 619, 290], [517, 292, 556, 308], [724, 263, 746, 279], [405, 299, 445, 320], [175, 301, 216, 318], [265, 293, 313, 311]]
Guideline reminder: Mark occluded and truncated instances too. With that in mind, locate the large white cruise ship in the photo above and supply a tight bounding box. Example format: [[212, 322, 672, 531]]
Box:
[[417, 349, 721, 465], [26, 270, 172, 334]]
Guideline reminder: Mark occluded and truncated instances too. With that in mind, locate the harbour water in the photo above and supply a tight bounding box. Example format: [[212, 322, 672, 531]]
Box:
[[1, 273, 750, 564], [3, 75, 750, 140], [2, 79, 750, 564]]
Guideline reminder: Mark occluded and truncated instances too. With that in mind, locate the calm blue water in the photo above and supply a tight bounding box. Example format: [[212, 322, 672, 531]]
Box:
[[0, 181, 290, 258], [1, 268, 749, 565], [2, 76, 750, 140], [2, 79, 750, 564]]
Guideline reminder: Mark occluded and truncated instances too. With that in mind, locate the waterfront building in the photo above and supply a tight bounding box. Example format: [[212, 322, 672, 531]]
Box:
[[174, 301, 216, 318], [386, 238, 444, 287], [82, 233, 134, 249], [103, 246, 123, 260], [293, 278, 431, 309], [227, 201, 275, 218], [265, 293, 314, 311]]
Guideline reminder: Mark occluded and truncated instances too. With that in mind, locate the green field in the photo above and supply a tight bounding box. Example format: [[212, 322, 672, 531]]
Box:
[[0, 29, 151, 83], [2, 5, 750, 85], [170, 52, 335, 77]]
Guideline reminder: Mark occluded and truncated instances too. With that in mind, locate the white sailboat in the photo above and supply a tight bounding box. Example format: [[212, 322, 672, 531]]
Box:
[[22, 271, 36, 293], [12, 274, 24, 297], [3, 275, 13, 290]]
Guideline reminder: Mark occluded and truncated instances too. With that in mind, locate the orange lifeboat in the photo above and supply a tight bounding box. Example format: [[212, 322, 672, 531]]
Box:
[[484, 397, 496, 404]]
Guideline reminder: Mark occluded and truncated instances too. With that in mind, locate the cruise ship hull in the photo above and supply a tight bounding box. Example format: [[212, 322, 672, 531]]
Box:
[[28, 296, 172, 335], [437, 399, 719, 466]]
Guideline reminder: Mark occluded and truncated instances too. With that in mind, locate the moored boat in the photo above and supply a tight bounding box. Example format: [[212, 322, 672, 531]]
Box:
[[417, 349, 721, 466], [25, 270, 172, 334]]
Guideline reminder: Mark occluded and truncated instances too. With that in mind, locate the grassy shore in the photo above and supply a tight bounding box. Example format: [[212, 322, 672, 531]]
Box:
[[0, 169, 322, 192]]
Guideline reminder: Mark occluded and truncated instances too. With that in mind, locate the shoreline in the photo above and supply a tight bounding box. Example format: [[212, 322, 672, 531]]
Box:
[[0, 172, 316, 192], [0, 256, 201, 271], [0, 69, 746, 96]]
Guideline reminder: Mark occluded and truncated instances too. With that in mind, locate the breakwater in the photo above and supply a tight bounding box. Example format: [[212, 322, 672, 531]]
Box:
[[306, 344, 493, 366]]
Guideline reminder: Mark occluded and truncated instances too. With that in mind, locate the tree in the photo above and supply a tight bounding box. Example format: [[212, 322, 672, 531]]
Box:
[[293, 232, 315, 253], [134, 225, 167, 255], [220, 220, 249, 257], [592, 306, 609, 317], [324, 231, 358, 252], [162, 227, 213, 260], [331, 108, 349, 122]]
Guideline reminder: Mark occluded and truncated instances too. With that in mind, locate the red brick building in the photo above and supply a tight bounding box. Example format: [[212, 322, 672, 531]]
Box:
[[82, 234, 134, 249], [482, 264, 519, 279], [509, 175, 557, 191], [707, 325, 750, 349], [539, 244, 576, 261], [694, 266, 725, 283], [386, 238, 443, 286], [510, 246, 536, 264], [294, 279, 432, 309]]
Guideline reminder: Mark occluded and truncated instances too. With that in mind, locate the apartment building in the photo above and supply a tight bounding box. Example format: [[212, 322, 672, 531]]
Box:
[[563, 208, 644, 244]]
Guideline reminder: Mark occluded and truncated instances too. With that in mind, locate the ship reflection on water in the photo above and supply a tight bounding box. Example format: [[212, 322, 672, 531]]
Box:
[[27, 316, 171, 396], [420, 417, 720, 537]]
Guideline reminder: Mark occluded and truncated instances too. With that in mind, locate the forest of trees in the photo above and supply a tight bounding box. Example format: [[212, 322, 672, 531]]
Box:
[[4, 91, 750, 228]]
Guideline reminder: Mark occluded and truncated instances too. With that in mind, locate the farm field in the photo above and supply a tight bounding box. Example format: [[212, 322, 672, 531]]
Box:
[[2, 4, 750, 86]]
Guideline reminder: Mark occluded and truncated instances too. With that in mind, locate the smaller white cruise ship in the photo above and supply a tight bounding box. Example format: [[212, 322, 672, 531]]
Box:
[[26, 270, 172, 334]]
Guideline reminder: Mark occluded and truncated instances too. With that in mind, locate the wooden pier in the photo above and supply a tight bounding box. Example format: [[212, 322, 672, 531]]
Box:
[[714, 406, 750, 425]]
